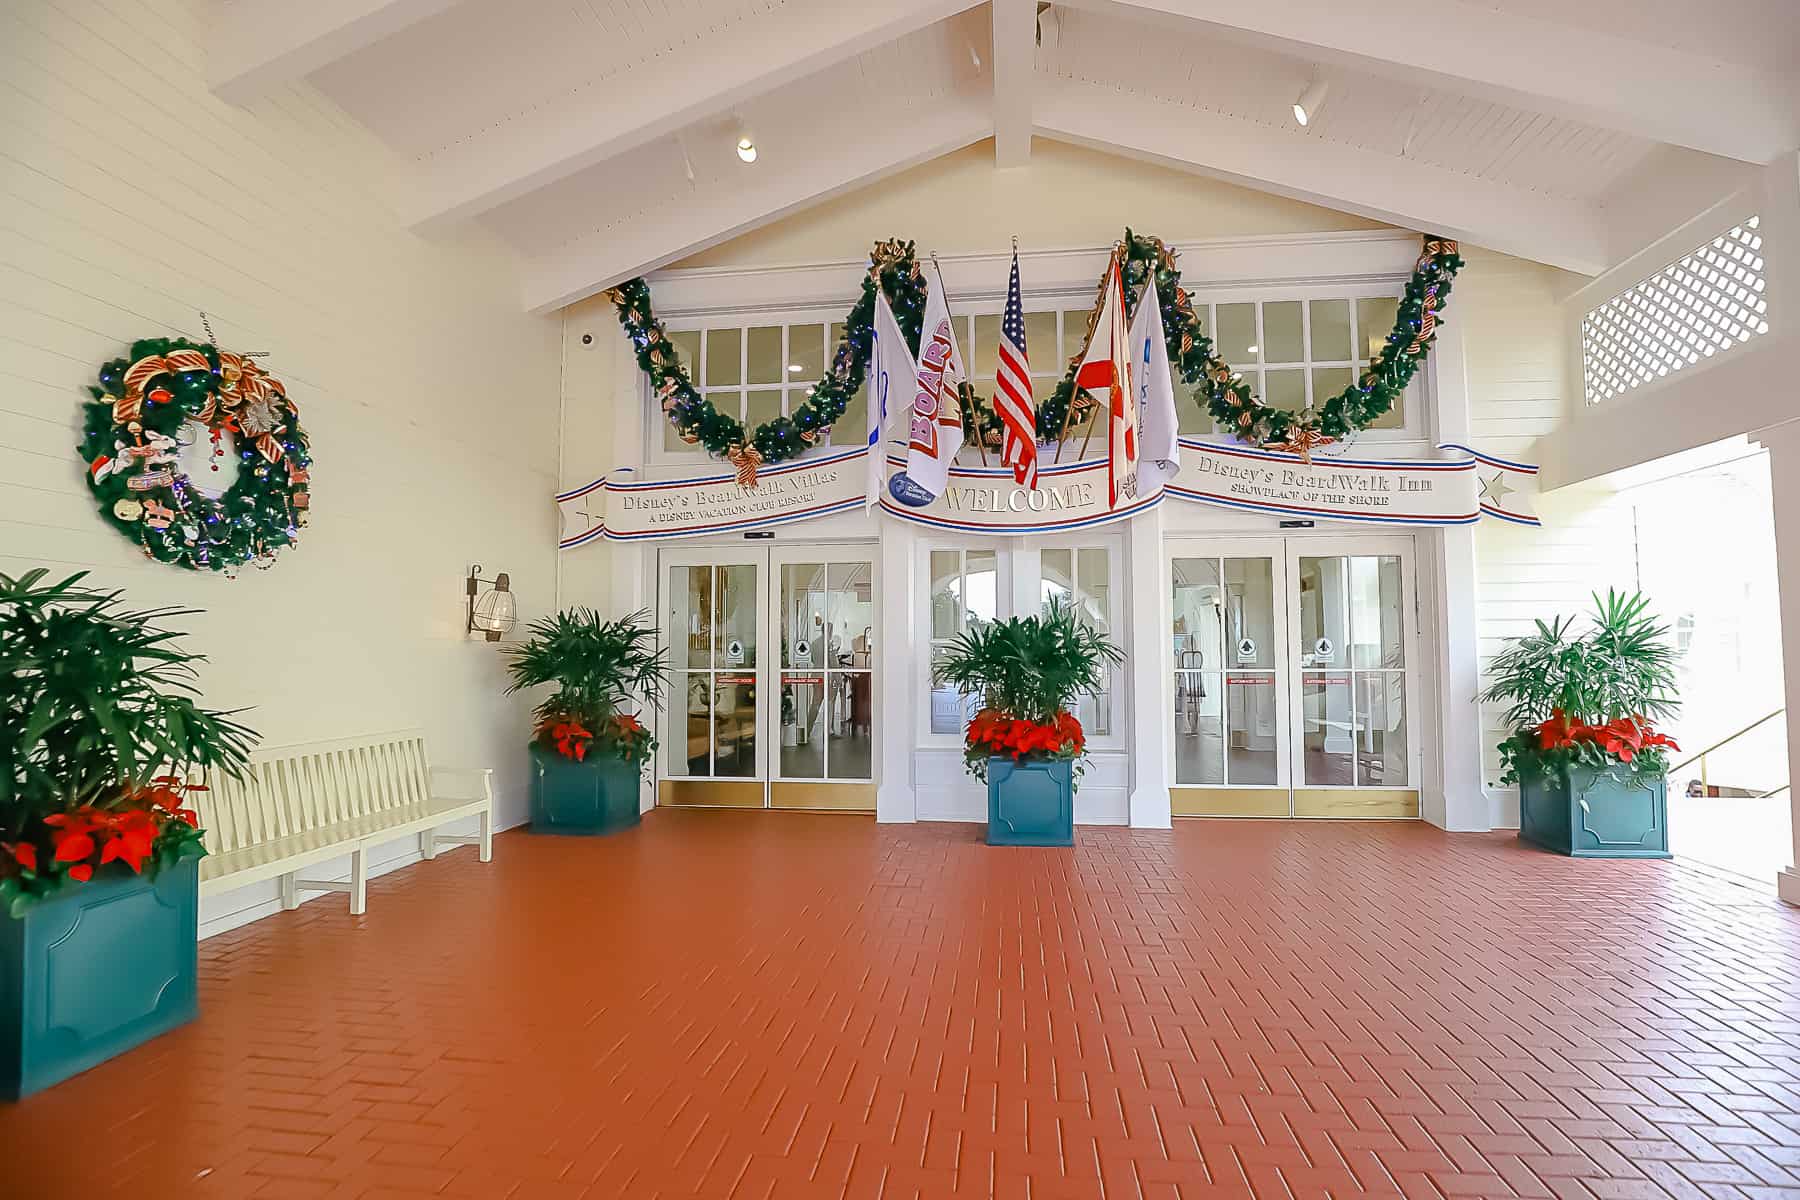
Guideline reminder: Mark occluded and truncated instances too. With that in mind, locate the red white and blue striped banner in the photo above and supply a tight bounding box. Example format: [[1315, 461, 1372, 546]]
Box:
[[556, 440, 1538, 548]]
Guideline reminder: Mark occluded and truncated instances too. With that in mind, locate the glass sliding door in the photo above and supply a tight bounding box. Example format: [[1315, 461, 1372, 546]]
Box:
[[1288, 539, 1418, 817], [1168, 540, 1291, 816], [772, 550, 876, 811], [662, 550, 766, 807]]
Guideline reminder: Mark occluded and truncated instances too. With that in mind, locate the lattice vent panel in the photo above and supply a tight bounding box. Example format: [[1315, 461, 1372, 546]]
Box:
[[1581, 216, 1769, 406]]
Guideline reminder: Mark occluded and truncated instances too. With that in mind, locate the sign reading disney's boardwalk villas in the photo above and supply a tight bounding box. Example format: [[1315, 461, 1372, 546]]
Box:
[[557, 441, 1538, 548]]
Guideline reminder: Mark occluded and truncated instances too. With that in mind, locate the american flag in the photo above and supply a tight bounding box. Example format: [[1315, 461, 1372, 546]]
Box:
[[994, 250, 1039, 489]]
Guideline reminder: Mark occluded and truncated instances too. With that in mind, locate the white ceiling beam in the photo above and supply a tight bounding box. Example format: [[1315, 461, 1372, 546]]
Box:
[[408, 0, 984, 235], [1063, 0, 1800, 165], [208, 0, 465, 105], [1034, 76, 1610, 275], [991, 0, 1036, 167], [520, 104, 993, 314]]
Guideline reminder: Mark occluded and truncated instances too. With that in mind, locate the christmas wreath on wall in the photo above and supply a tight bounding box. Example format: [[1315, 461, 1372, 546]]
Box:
[[80, 338, 311, 572], [606, 231, 1463, 479]]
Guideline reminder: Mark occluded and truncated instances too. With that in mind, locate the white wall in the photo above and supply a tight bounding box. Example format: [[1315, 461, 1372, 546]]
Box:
[[2, 0, 563, 932]]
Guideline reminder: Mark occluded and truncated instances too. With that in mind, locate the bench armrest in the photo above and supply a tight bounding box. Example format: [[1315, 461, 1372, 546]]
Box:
[[429, 766, 494, 804]]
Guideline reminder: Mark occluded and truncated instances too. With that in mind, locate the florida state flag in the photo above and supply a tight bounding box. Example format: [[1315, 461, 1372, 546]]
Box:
[[1076, 254, 1136, 508]]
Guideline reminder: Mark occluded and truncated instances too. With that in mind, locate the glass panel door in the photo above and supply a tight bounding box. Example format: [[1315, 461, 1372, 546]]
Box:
[[661, 550, 766, 807], [1288, 539, 1419, 818], [1168, 539, 1291, 816], [772, 550, 876, 811]]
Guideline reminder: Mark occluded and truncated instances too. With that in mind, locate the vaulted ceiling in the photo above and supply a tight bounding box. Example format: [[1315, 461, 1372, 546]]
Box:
[[209, 0, 1800, 312]]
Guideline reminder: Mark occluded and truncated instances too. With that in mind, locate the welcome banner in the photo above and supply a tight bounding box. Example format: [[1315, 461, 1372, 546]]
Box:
[[557, 440, 1538, 547]]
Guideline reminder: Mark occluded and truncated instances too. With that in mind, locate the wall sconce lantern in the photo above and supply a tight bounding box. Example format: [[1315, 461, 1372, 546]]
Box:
[[466, 564, 516, 642]]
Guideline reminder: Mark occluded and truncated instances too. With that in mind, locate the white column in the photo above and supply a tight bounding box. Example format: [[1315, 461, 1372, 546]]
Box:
[[1425, 321, 1491, 831], [1755, 421, 1800, 905], [1127, 506, 1173, 827], [876, 520, 918, 821]]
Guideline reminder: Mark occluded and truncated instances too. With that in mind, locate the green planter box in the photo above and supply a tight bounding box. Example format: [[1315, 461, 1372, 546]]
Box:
[[1519, 763, 1670, 858], [1, 857, 199, 1101], [987, 757, 1074, 847], [528, 744, 643, 836]]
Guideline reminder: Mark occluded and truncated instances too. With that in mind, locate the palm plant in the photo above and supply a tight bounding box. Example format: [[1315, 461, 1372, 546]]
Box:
[[1481, 589, 1678, 729], [504, 608, 668, 762], [2, 569, 258, 913], [933, 598, 1123, 723]]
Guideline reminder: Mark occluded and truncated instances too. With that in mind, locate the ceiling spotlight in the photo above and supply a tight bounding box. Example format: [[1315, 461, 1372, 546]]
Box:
[[1293, 77, 1329, 127], [736, 133, 757, 163], [787, 363, 804, 374]]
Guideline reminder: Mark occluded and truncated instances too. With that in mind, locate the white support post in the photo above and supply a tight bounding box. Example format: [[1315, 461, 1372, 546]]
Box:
[[877, 522, 919, 822], [419, 830, 438, 860], [279, 872, 298, 911], [1127, 505, 1172, 828], [478, 810, 493, 863], [1756, 421, 1800, 906], [1426, 323, 1491, 831], [349, 848, 368, 916]]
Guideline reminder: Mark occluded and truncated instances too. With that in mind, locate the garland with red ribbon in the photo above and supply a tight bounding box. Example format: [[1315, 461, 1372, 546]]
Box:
[[81, 337, 312, 572]]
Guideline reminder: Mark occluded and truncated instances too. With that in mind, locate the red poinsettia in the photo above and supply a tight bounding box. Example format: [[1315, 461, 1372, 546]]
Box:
[[1530, 708, 1679, 764], [965, 708, 1085, 762]]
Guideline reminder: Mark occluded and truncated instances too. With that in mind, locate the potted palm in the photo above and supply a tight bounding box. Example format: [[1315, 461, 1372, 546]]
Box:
[[506, 608, 668, 835], [1481, 589, 1680, 857], [932, 599, 1123, 846], [1, 569, 257, 1099]]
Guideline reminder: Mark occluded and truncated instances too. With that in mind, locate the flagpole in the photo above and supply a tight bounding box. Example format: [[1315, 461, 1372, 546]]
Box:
[[1056, 242, 1121, 465], [930, 253, 989, 467]]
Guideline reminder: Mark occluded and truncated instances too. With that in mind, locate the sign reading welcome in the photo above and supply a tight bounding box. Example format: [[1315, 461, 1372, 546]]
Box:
[[558, 441, 1537, 548]]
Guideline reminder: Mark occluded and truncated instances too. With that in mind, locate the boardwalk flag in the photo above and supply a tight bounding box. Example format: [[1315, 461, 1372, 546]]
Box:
[[994, 250, 1039, 488], [1129, 277, 1180, 491], [869, 290, 916, 508], [891, 268, 965, 506], [1076, 254, 1136, 509]]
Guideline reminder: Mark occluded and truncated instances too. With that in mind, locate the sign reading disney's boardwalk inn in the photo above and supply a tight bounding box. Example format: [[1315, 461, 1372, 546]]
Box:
[[556, 441, 1538, 549]]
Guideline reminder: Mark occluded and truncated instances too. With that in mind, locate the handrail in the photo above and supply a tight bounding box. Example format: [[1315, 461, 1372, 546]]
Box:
[[1670, 709, 1784, 773]]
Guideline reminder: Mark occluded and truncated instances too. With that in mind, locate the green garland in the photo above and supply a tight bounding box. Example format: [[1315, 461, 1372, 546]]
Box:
[[608, 231, 1463, 470], [80, 338, 312, 572]]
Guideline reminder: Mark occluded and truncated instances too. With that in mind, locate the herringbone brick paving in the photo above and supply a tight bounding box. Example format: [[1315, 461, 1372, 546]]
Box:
[[3, 811, 1799, 1199]]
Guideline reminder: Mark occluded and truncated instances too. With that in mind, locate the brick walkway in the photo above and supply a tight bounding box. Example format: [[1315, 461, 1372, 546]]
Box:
[[4, 811, 1799, 1199]]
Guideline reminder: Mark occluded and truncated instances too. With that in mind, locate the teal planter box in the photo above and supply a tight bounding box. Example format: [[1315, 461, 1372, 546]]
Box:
[[1519, 763, 1671, 858], [0, 857, 199, 1101], [987, 757, 1074, 847], [529, 744, 643, 835]]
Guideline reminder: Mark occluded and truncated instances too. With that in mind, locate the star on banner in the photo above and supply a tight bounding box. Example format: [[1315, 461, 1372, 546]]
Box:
[[1479, 472, 1514, 507]]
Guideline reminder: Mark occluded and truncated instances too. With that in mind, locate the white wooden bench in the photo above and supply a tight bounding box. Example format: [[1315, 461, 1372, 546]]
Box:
[[195, 729, 494, 916]]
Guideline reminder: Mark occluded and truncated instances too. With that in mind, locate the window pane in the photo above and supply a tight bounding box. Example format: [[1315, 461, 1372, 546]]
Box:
[[782, 562, 826, 667], [745, 388, 781, 429], [1298, 557, 1349, 668], [663, 413, 690, 454], [713, 677, 756, 777], [1263, 301, 1304, 363], [669, 329, 701, 375], [1222, 557, 1275, 669], [972, 313, 1001, 384], [1171, 556, 1224, 670], [747, 325, 782, 385], [1177, 384, 1211, 435], [1311, 366, 1353, 409], [1072, 676, 1111, 740], [834, 379, 869, 449], [1216, 303, 1256, 362], [1024, 311, 1057, 360], [1077, 548, 1109, 632], [780, 671, 826, 779], [827, 562, 873, 666], [930, 551, 961, 639], [930, 644, 979, 734], [1356, 673, 1408, 785], [1369, 385, 1406, 431], [1062, 310, 1094, 358], [1041, 548, 1073, 612], [678, 672, 712, 776], [1349, 555, 1405, 668], [1225, 672, 1279, 784], [828, 673, 874, 779], [789, 323, 825, 381], [1309, 299, 1352, 361], [718, 563, 757, 668], [1357, 296, 1400, 361], [1265, 368, 1305, 411], [965, 550, 998, 628], [1302, 671, 1355, 785], [1173, 671, 1223, 784], [705, 328, 741, 387], [673, 565, 713, 670]]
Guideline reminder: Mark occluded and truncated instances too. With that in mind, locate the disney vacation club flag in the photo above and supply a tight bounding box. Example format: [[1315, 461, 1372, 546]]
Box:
[[868, 289, 917, 509], [1128, 276, 1180, 491]]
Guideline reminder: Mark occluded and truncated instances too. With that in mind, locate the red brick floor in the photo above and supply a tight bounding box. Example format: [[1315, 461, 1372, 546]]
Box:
[[4, 811, 1800, 1200]]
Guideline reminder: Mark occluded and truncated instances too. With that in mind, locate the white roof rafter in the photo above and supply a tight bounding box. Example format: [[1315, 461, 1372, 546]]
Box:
[[209, 0, 467, 105]]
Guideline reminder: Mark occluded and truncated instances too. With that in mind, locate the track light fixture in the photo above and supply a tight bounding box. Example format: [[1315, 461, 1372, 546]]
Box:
[[1293, 77, 1329, 127], [735, 132, 757, 163]]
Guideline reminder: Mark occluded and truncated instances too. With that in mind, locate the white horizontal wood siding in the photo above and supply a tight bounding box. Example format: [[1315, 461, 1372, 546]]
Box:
[[2, 0, 561, 929]]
